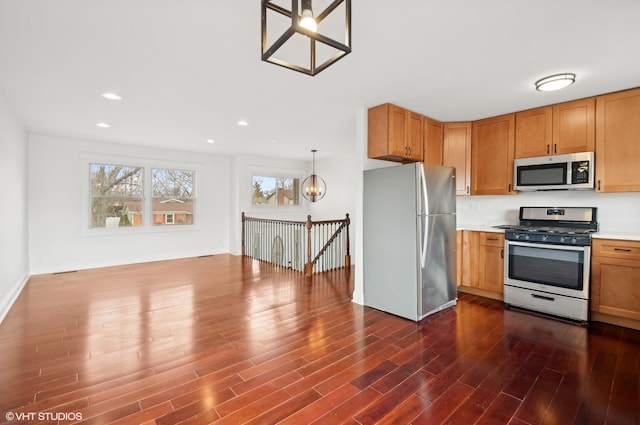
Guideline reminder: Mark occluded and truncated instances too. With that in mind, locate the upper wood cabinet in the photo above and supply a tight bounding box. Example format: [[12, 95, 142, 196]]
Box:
[[515, 98, 595, 158], [553, 98, 595, 154], [443, 122, 472, 196], [515, 106, 552, 158], [595, 88, 640, 192], [368, 103, 423, 163], [472, 114, 516, 195], [423, 116, 443, 165]]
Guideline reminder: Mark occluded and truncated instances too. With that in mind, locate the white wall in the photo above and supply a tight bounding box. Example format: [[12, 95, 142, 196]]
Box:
[[0, 93, 29, 322], [457, 191, 640, 233], [28, 134, 231, 274]]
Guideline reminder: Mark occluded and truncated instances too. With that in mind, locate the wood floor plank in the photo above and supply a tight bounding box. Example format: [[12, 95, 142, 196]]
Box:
[[0, 254, 638, 425]]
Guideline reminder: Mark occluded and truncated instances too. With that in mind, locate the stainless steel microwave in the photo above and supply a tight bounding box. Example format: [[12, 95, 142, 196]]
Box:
[[513, 151, 595, 191]]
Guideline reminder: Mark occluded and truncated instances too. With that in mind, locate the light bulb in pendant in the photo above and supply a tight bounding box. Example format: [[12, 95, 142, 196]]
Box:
[[300, 3, 317, 32]]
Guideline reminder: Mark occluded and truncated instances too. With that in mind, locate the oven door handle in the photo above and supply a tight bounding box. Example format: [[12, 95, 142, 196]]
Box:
[[505, 240, 589, 252]]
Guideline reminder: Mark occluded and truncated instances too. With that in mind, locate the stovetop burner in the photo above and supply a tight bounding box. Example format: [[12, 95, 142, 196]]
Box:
[[494, 207, 598, 246]]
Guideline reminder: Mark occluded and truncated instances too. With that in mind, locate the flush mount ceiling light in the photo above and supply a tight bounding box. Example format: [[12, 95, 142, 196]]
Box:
[[535, 73, 576, 92], [301, 149, 326, 202], [261, 0, 352, 76], [96, 122, 111, 128]]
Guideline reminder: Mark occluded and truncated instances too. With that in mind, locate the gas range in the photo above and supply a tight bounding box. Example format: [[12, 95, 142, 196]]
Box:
[[493, 207, 597, 246], [501, 206, 598, 323]]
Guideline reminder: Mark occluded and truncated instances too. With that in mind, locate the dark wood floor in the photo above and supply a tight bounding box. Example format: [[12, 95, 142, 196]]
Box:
[[0, 254, 638, 425]]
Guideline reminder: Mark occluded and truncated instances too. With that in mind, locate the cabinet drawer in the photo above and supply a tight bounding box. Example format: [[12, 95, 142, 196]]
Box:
[[592, 239, 640, 260], [480, 233, 504, 247]]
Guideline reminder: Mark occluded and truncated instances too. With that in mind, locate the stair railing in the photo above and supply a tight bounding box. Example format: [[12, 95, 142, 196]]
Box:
[[242, 213, 350, 276]]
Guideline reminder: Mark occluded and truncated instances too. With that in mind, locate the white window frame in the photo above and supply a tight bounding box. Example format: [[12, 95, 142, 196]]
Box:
[[81, 154, 201, 234], [250, 169, 304, 209]]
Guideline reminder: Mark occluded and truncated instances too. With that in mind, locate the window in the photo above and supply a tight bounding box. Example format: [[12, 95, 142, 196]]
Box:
[[90, 164, 143, 228], [152, 168, 195, 225], [252, 175, 300, 206]]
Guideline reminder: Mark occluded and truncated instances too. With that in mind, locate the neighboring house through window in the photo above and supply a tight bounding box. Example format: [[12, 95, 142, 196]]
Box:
[[89, 164, 195, 228], [152, 168, 195, 225], [252, 175, 300, 206]]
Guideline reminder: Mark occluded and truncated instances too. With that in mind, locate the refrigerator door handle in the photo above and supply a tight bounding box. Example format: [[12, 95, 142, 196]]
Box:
[[421, 215, 428, 268], [419, 165, 429, 268], [419, 164, 429, 216]]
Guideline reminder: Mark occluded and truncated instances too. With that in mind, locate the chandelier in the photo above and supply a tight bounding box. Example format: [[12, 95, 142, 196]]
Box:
[[301, 150, 326, 202], [261, 0, 352, 76]]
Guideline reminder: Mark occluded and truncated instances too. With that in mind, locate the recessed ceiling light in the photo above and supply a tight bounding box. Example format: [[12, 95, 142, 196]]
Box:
[[535, 73, 576, 92], [206, 139, 215, 144], [237, 120, 248, 126], [101, 92, 122, 100], [96, 122, 111, 128]]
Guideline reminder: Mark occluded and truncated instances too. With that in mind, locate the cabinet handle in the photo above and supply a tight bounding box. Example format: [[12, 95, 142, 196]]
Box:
[[597, 180, 601, 191], [466, 185, 470, 194], [508, 184, 511, 192], [614, 248, 632, 252], [487, 237, 499, 241], [407, 147, 411, 156], [554, 144, 557, 154], [501, 248, 504, 259], [546, 145, 550, 154]]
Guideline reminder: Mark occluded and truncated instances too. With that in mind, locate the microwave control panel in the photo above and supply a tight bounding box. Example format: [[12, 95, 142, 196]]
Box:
[[571, 160, 590, 184]]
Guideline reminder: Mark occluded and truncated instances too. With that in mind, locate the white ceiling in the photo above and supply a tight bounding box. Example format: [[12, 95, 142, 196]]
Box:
[[1, 0, 639, 161]]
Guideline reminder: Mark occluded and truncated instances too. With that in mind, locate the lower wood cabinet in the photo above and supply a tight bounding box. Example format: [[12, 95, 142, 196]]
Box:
[[459, 230, 505, 298], [476, 232, 505, 293], [591, 239, 640, 323]]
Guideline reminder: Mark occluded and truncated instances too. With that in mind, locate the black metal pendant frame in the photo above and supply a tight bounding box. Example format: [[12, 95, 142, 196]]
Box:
[[261, 0, 352, 76]]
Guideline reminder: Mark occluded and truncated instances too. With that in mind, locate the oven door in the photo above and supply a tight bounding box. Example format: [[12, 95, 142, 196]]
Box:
[[504, 240, 590, 300]]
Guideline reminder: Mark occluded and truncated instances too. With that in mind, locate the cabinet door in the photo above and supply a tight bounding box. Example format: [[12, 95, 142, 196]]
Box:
[[595, 88, 640, 192], [387, 104, 408, 158], [443, 122, 472, 196], [423, 116, 443, 165], [406, 111, 424, 161], [472, 114, 515, 195], [515, 106, 552, 158], [477, 233, 504, 293], [591, 255, 640, 320], [552, 97, 595, 155], [478, 245, 504, 293]]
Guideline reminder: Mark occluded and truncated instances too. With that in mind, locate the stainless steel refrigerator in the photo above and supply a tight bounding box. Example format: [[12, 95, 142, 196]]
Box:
[[363, 163, 457, 321]]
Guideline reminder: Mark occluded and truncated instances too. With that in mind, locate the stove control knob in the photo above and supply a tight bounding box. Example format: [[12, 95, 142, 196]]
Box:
[[524, 234, 530, 241], [542, 235, 548, 242], [560, 236, 566, 243], [572, 238, 577, 244]]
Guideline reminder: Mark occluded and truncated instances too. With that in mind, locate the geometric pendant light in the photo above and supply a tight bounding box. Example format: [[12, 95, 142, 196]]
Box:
[[261, 0, 352, 76], [301, 149, 326, 202]]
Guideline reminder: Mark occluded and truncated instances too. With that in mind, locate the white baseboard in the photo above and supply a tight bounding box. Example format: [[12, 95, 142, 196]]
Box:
[[0, 273, 29, 324]]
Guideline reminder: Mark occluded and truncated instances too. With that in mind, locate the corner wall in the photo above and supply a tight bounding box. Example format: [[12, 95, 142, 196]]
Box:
[[0, 93, 29, 323]]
